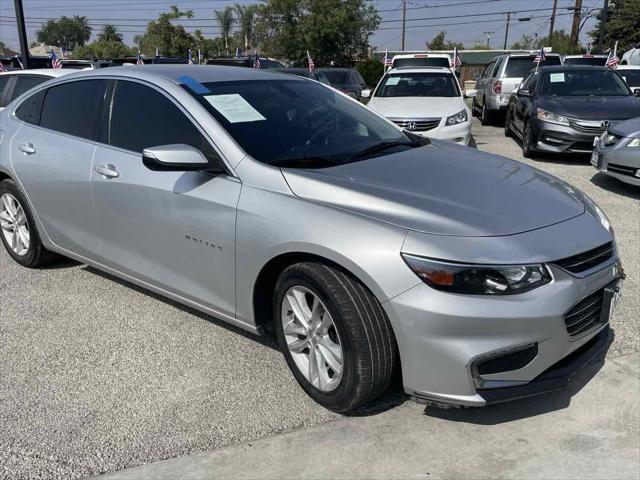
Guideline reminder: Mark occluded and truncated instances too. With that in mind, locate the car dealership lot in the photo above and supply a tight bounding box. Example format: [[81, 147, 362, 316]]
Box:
[[1, 118, 638, 479]]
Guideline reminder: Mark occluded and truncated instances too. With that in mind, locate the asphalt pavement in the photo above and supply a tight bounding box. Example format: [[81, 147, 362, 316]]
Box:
[[1, 118, 638, 479]]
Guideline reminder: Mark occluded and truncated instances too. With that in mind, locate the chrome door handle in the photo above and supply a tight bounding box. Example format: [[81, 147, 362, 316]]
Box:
[[19, 143, 36, 155], [95, 164, 119, 179]]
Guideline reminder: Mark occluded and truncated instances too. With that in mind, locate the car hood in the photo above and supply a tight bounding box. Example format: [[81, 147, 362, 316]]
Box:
[[367, 96, 464, 119], [609, 117, 640, 138], [538, 95, 640, 120], [281, 141, 586, 237]]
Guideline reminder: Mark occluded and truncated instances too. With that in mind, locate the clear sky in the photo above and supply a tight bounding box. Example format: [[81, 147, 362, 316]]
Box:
[[0, 0, 603, 54]]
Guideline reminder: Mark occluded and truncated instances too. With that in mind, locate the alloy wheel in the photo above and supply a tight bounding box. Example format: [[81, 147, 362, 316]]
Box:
[[281, 286, 343, 392], [0, 193, 30, 256]]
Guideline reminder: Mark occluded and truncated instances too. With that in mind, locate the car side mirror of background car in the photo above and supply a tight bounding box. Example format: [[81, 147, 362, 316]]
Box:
[[360, 89, 371, 98], [464, 89, 477, 99], [517, 88, 532, 97], [634, 89, 640, 97], [142, 144, 214, 172], [473, 72, 481, 81]]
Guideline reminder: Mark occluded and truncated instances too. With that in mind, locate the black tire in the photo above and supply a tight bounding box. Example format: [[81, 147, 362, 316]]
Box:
[[480, 102, 491, 125], [521, 120, 535, 158], [504, 106, 514, 137], [471, 97, 479, 117], [0, 179, 57, 268], [274, 262, 398, 413]]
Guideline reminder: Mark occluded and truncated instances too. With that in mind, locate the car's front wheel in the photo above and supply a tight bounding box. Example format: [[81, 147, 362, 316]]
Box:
[[504, 106, 514, 137], [274, 262, 397, 412], [521, 120, 535, 158], [480, 102, 491, 125], [0, 179, 57, 268]]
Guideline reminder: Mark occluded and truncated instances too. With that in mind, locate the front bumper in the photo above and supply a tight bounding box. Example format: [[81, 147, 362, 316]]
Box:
[[592, 137, 640, 187], [384, 219, 621, 407], [531, 119, 602, 153], [411, 121, 471, 146]]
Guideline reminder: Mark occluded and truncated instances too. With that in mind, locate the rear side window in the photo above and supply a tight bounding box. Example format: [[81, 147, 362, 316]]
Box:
[[40, 80, 108, 141], [108, 80, 218, 161], [10, 76, 49, 103], [15, 89, 46, 125], [492, 57, 504, 77], [482, 61, 495, 78], [0, 77, 11, 108]]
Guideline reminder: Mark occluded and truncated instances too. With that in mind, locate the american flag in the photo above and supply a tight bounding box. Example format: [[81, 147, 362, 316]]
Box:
[[188, 49, 194, 65], [253, 50, 261, 69], [450, 46, 462, 70], [0, 62, 7, 73], [50, 50, 62, 69], [606, 42, 619, 69], [136, 50, 144, 66], [534, 47, 546, 64], [307, 50, 315, 74], [383, 49, 393, 68]]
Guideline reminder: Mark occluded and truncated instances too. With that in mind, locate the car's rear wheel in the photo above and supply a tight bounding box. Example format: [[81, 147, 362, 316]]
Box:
[[521, 120, 535, 158], [504, 106, 514, 137], [0, 179, 57, 268], [274, 262, 397, 412], [480, 102, 491, 125]]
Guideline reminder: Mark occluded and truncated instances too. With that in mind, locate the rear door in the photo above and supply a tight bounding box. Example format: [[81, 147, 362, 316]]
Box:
[[91, 79, 240, 316], [476, 60, 495, 107], [10, 79, 107, 258]]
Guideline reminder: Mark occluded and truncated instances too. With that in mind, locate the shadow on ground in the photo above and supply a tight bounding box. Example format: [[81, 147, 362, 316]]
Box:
[[591, 172, 640, 200]]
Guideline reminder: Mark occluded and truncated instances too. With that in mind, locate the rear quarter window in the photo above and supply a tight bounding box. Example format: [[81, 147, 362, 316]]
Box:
[[0, 76, 12, 108], [15, 88, 46, 125]]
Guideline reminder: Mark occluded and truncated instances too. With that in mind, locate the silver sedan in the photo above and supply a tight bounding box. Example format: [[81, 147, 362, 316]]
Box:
[[0, 66, 624, 411], [592, 117, 640, 187]]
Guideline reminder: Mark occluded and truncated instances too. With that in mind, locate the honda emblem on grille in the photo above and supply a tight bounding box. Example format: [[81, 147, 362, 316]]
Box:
[[601, 120, 610, 129], [407, 121, 417, 131]]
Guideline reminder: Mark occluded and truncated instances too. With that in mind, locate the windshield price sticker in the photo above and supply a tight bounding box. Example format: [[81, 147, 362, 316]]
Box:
[[386, 77, 401, 86], [549, 73, 565, 83], [204, 94, 266, 123]]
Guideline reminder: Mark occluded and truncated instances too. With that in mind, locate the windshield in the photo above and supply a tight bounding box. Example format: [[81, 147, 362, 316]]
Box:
[[563, 57, 607, 66], [505, 56, 561, 77], [540, 69, 631, 96], [321, 70, 353, 84], [392, 57, 451, 68], [190, 79, 412, 166], [620, 69, 640, 86], [375, 72, 460, 98]]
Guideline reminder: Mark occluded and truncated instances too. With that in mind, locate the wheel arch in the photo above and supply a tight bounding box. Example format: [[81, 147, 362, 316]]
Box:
[[252, 251, 389, 337]]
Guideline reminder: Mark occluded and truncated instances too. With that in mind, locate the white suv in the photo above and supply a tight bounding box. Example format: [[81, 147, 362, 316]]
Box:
[[363, 66, 471, 145]]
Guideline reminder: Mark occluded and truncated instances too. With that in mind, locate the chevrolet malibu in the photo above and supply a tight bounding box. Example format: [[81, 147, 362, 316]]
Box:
[[0, 66, 624, 412]]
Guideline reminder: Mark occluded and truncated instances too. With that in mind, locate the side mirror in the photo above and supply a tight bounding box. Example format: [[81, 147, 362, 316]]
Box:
[[464, 89, 477, 99], [360, 89, 371, 98], [142, 144, 212, 172], [473, 72, 481, 81], [517, 88, 532, 97], [634, 89, 640, 97]]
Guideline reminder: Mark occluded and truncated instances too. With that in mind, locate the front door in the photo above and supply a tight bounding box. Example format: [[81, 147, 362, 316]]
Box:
[[91, 79, 240, 317]]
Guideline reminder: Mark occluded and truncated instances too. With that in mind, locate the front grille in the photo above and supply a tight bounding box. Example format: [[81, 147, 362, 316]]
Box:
[[607, 163, 637, 177], [390, 118, 441, 132], [563, 288, 606, 337], [570, 141, 595, 151], [569, 119, 606, 135], [553, 242, 614, 273]]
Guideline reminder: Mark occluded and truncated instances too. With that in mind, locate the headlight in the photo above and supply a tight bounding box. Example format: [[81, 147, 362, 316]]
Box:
[[581, 192, 612, 233], [536, 108, 570, 126], [445, 109, 468, 126], [626, 138, 640, 147], [402, 254, 552, 295]]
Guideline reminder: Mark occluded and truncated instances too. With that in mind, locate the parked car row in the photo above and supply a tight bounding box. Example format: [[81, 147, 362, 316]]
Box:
[[0, 65, 624, 413]]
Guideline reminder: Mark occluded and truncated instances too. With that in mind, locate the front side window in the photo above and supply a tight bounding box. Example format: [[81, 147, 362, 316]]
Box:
[[375, 72, 460, 98], [186, 79, 413, 166], [108, 80, 219, 162], [9, 76, 50, 103], [540, 69, 631, 96], [0, 77, 11, 108], [40, 79, 108, 141]]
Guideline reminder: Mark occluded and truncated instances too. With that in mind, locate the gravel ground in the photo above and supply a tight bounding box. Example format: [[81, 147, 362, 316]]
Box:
[[1, 118, 638, 479]]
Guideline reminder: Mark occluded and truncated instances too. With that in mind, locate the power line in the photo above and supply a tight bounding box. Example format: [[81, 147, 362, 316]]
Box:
[[379, 5, 576, 23], [377, 0, 505, 13]]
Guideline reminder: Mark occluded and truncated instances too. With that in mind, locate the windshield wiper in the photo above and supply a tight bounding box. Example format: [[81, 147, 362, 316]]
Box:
[[268, 156, 342, 168], [347, 140, 417, 162]]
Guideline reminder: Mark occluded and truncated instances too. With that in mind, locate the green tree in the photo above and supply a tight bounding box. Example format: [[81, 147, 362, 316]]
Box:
[[73, 40, 134, 59], [215, 6, 236, 55], [235, 3, 258, 51], [538, 30, 582, 54], [511, 35, 537, 50], [356, 58, 384, 88], [256, 0, 379, 67], [98, 24, 123, 43], [589, 0, 640, 54], [36, 16, 93, 50], [469, 43, 491, 50], [426, 31, 463, 50], [136, 6, 195, 58]]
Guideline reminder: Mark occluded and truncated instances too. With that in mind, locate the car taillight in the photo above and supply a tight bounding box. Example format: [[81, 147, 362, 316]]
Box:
[[492, 80, 502, 94]]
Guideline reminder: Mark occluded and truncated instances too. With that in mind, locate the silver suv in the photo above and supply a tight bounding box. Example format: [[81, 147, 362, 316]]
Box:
[[473, 52, 561, 124]]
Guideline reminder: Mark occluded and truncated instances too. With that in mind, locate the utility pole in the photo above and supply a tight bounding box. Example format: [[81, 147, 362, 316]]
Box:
[[14, 0, 30, 69], [503, 12, 511, 50], [401, 0, 407, 51], [570, 0, 583, 50], [597, 0, 609, 53], [548, 0, 558, 40]]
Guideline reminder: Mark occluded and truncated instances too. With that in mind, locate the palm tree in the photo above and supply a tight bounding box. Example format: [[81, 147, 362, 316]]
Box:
[[73, 15, 92, 45], [234, 3, 258, 51], [214, 6, 235, 55], [98, 24, 123, 43]]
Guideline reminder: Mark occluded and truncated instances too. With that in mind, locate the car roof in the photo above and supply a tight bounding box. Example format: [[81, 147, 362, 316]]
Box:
[[616, 65, 640, 70], [392, 53, 451, 59], [0, 68, 73, 77], [564, 54, 607, 58], [316, 68, 357, 72], [535, 65, 611, 72], [54, 64, 305, 85], [387, 66, 452, 74]]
